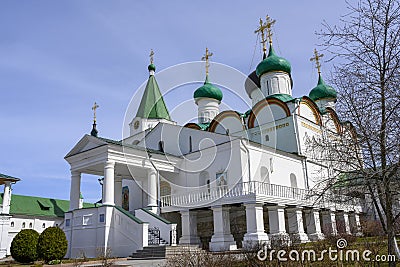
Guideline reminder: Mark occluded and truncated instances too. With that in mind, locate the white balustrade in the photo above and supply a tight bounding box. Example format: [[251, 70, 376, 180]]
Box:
[[160, 181, 362, 211]]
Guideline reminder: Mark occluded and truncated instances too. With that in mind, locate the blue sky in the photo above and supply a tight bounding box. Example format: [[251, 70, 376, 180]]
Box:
[[0, 1, 351, 203]]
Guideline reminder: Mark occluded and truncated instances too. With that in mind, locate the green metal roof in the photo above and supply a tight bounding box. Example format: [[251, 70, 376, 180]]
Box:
[[266, 93, 294, 102], [0, 173, 20, 185], [256, 45, 291, 77], [136, 72, 171, 120], [0, 194, 95, 217], [96, 136, 168, 156], [309, 74, 337, 101], [242, 94, 293, 118], [115, 206, 144, 224], [193, 75, 223, 101], [140, 208, 172, 224], [197, 123, 210, 130], [0, 173, 19, 180]]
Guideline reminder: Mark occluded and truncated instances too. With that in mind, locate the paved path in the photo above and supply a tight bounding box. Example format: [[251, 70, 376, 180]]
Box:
[[113, 259, 165, 267]]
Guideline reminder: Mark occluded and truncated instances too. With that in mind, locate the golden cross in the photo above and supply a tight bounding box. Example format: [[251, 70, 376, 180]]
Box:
[[92, 102, 99, 122], [201, 47, 213, 75], [310, 48, 324, 74], [149, 49, 154, 64], [254, 18, 268, 54], [265, 15, 276, 45]]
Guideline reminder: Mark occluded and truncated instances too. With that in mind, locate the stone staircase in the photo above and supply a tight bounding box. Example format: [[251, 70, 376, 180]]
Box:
[[129, 245, 204, 260]]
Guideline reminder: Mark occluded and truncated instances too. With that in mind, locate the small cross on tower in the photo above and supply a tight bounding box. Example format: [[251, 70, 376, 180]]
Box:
[[310, 48, 324, 74], [149, 49, 154, 64], [92, 102, 99, 123], [255, 18, 269, 54], [201, 47, 213, 75], [265, 15, 276, 45]]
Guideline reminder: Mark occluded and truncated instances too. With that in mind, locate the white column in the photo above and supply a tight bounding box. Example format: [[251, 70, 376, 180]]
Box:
[[209, 206, 237, 251], [336, 211, 351, 234], [103, 161, 115, 206], [114, 178, 123, 207], [286, 207, 309, 243], [179, 210, 200, 245], [0, 215, 11, 258], [349, 212, 362, 236], [69, 171, 81, 211], [147, 169, 157, 213], [242, 203, 269, 248], [268, 205, 289, 240], [304, 208, 324, 241], [321, 209, 338, 236], [2, 182, 12, 214]]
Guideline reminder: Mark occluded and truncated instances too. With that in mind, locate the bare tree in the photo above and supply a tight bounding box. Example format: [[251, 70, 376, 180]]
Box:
[[310, 0, 400, 264]]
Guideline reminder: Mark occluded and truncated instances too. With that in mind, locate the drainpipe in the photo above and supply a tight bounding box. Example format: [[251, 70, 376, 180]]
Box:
[[292, 114, 309, 189], [241, 114, 252, 183], [240, 139, 252, 183], [147, 151, 160, 215], [292, 99, 310, 190]]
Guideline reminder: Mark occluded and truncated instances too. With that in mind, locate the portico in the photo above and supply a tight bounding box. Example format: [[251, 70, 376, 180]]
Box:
[[65, 135, 179, 210], [64, 134, 180, 258]]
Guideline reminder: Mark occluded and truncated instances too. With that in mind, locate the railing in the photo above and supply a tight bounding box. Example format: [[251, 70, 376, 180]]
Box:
[[148, 227, 161, 245], [160, 181, 361, 209]]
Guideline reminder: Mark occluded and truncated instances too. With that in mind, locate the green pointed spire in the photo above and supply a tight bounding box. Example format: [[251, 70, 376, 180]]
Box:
[[135, 66, 171, 120]]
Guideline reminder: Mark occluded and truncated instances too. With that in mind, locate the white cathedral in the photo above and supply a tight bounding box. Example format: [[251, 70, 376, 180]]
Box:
[[63, 18, 363, 258]]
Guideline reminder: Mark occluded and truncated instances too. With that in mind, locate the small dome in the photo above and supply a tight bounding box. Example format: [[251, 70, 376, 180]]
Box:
[[244, 70, 260, 96], [256, 45, 291, 77], [194, 75, 223, 102], [148, 63, 156, 71], [309, 75, 337, 101]]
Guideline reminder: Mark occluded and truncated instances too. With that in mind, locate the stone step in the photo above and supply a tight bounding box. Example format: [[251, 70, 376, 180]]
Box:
[[129, 245, 204, 260]]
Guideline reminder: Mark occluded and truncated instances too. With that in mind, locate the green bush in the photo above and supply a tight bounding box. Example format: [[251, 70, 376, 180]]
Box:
[[10, 229, 39, 263], [37, 227, 68, 263]]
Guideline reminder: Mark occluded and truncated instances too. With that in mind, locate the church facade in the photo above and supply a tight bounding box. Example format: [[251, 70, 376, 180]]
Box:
[[64, 18, 363, 258]]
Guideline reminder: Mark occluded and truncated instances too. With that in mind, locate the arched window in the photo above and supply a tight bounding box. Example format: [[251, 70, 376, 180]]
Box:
[[42, 223, 46, 228], [206, 179, 210, 193], [160, 181, 171, 197], [10, 222, 14, 227], [200, 171, 210, 187], [22, 222, 25, 228], [29, 222, 33, 228], [261, 167, 270, 184]]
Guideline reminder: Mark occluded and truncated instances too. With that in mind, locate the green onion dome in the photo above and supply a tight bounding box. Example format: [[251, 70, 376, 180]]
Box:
[[148, 63, 156, 72], [256, 45, 291, 77], [309, 74, 337, 101], [193, 75, 223, 101]]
